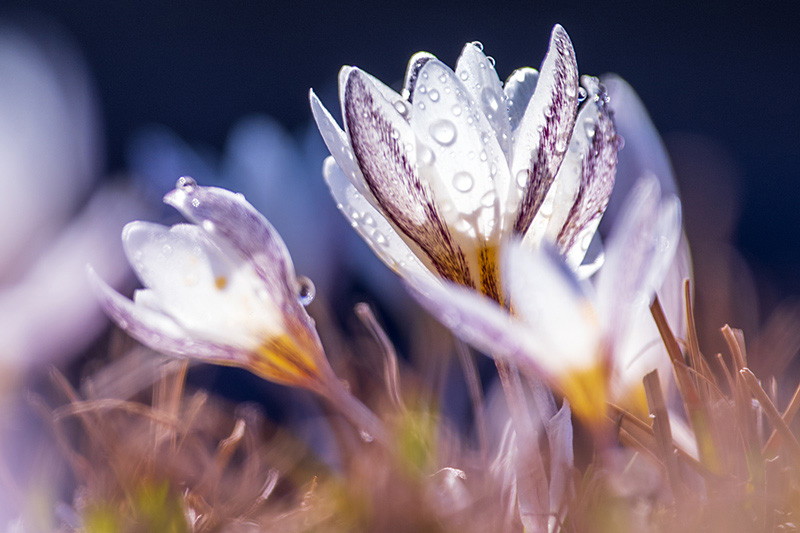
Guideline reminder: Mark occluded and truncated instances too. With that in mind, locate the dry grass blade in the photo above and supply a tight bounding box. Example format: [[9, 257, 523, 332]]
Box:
[[763, 379, 800, 457], [455, 340, 489, 461], [355, 302, 406, 413], [644, 371, 683, 500], [740, 368, 800, 467]]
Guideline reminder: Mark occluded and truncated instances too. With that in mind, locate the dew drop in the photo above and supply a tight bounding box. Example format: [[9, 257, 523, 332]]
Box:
[[418, 102, 426, 110], [390, 128, 400, 140], [429, 119, 457, 146], [479, 151, 488, 162], [459, 70, 469, 81], [516, 169, 529, 187], [581, 232, 593, 250], [418, 145, 436, 166], [486, 56, 496, 68], [296, 275, 316, 306], [359, 430, 374, 443], [480, 190, 496, 207], [374, 231, 388, 245], [452, 171, 474, 193], [539, 201, 553, 217], [176, 176, 197, 191], [191, 198, 200, 208], [584, 118, 596, 138], [162, 244, 172, 255], [470, 41, 484, 51], [481, 87, 500, 112], [363, 214, 375, 226], [451, 104, 463, 116], [394, 100, 410, 117], [202, 220, 215, 232], [577, 86, 588, 102], [428, 89, 440, 102], [616, 134, 626, 150], [555, 137, 568, 153]]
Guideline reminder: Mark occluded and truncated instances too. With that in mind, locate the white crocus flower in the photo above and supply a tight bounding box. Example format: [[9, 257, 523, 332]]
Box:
[[90, 178, 335, 392], [311, 25, 619, 300], [407, 177, 681, 424]]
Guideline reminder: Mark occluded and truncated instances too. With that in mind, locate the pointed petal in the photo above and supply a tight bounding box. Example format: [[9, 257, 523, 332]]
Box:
[[404, 273, 537, 363], [504, 67, 539, 131], [510, 25, 580, 236], [164, 183, 299, 313], [596, 177, 682, 345], [600, 75, 679, 228], [554, 77, 619, 268], [503, 243, 600, 374], [455, 43, 512, 156], [87, 266, 241, 363], [410, 59, 512, 240], [322, 156, 434, 282], [546, 401, 574, 518], [344, 69, 474, 286], [403, 51, 436, 101], [310, 89, 372, 198]]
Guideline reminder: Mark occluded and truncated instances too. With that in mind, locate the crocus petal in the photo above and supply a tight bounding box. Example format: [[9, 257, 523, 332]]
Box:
[[309, 89, 373, 199], [455, 42, 512, 157], [504, 67, 539, 132], [403, 51, 436, 101], [503, 243, 600, 374], [509, 24, 579, 237], [596, 177, 682, 346], [546, 400, 574, 520], [164, 183, 300, 315], [600, 75, 679, 228], [410, 59, 511, 240], [404, 274, 538, 363], [87, 267, 241, 363], [553, 77, 618, 268], [344, 68, 474, 286], [322, 156, 435, 282]]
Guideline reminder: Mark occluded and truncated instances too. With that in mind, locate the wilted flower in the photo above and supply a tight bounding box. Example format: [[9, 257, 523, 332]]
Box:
[[90, 178, 334, 392], [311, 25, 619, 300], [408, 177, 681, 423]]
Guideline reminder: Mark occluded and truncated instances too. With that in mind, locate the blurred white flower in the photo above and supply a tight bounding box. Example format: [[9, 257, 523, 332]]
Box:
[[311, 25, 620, 300], [90, 179, 335, 392], [0, 24, 144, 374], [408, 177, 681, 423]]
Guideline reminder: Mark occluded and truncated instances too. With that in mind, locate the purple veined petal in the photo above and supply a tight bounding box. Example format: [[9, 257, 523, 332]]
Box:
[[455, 42, 513, 157], [403, 51, 436, 101], [596, 176, 682, 347], [600, 74, 679, 230], [310, 89, 373, 199], [504, 67, 539, 132], [545, 400, 574, 522], [553, 77, 619, 269], [509, 24, 580, 238], [344, 68, 475, 286], [404, 272, 538, 364], [409, 58, 511, 242], [87, 266, 243, 364], [163, 184, 301, 314], [502, 242, 600, 375], [322, 156, 435, 283]]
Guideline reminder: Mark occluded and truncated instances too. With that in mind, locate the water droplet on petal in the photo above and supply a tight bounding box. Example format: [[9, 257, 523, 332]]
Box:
[[418, 145, 436, 166], [470, 41, 484, 51], [555, 137, 568, 153], [359, 430, 374, 443], [363, 214, 375, 226], [577, 87, 588, 102], [486, 56, 496, 68], [516, 169, 529, 187], [296, 275, 316, 306], [451, 104, 462, 116], [459, 71, 469, 81], [374, 231, 387, 245], [429, 120, 457, 146], [162, 244, 172, 255], [202, 220, 215, 232], [452, 171, 474, 192], [616, 134, 626, 150], [191, 198, 200, 208], [176, 176, 197, 191], [581, 232, 593, 251], [394, 100, 410, 117], [480, 190, 496, 207], [481, 87, 500, 113], [428, 89, 440, 102]]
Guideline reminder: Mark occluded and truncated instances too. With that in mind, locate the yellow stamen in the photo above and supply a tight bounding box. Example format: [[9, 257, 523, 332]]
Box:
[[559, 363, 609, 425], [214, 276, 228, 290], [250, 333, 322, 389]]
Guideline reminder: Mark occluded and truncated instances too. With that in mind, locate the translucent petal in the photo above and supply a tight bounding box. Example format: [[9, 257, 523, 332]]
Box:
[[409, 59, 511, 240], [509, 25, 580, 237], [504, 67, 539, 131], [323, 156, 434, 282], [455, 42, 512, 157], [403, 51, 436, 101]]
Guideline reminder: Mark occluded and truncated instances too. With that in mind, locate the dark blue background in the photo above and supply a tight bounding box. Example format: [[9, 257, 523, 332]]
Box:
[[4, 0, 799, 296]]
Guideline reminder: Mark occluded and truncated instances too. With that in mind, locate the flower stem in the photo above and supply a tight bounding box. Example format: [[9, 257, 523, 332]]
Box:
[[319, 376, 390, 448]]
